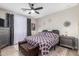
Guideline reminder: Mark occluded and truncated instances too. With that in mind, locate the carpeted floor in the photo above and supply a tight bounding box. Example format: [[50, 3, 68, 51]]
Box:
[[1, 45, 78, 56], [47, 46, 78, 56]]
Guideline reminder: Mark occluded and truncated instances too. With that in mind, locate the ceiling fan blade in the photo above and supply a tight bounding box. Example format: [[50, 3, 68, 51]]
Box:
[[34, 7, 43, 10], [21, 8, 31, 11], [35, 11, 39, 14]]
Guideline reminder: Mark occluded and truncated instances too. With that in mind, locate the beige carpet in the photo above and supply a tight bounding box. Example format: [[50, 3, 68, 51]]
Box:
[[1, 45, 78, 56]]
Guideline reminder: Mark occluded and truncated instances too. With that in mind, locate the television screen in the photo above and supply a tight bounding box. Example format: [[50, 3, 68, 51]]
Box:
[[0, 18, 4, 27]]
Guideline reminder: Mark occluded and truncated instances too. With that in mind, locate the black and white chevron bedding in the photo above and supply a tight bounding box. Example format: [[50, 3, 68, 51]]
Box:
[[25, 32, 59, 55]]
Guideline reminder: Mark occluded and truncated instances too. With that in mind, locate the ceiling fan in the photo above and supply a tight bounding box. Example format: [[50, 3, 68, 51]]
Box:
[[21, 3, 43, 14]]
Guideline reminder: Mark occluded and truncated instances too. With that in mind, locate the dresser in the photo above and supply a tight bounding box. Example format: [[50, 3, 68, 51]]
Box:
[[59, 35, 78, 50], [0, 28, 10, 48]]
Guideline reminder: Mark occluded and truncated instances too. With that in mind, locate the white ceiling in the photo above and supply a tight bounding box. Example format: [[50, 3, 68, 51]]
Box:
[[0, 3, 78, 18]]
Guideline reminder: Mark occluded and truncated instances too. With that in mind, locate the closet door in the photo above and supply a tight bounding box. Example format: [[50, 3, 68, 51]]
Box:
[[27, 18, 31, 36]]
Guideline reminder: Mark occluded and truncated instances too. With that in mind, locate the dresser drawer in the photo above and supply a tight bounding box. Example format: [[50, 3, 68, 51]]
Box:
[[60, 38, 73, 44]]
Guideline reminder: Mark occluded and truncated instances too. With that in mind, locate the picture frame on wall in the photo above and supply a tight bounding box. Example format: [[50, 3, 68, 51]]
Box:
[[31, 23, 35, 31]]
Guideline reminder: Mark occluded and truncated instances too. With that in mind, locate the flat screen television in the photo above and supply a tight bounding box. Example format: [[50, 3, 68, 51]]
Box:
[[0, 18, 4, 27]]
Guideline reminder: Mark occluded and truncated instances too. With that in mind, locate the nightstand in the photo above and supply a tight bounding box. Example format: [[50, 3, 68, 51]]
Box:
[[59, 35, 78, 50]]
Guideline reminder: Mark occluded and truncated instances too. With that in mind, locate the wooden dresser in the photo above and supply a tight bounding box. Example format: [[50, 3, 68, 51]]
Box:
[[59, 35, 78, 50]]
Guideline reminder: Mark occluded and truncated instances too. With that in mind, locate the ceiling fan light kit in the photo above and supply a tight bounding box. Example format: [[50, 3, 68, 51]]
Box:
[[31, 10, 35, 13]]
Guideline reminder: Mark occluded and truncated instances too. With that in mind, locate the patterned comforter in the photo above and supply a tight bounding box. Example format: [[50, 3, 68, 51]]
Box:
[[25, 32, 59, 55]]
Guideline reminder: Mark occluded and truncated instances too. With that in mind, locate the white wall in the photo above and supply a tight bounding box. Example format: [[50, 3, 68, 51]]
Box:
[[0, 10, 6, 19], [14, 14, 27, 44], [37, 5, 79, 38]]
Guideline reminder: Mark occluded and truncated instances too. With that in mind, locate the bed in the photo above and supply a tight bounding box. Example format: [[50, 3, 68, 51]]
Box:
[[25, 30, 59, 55]]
